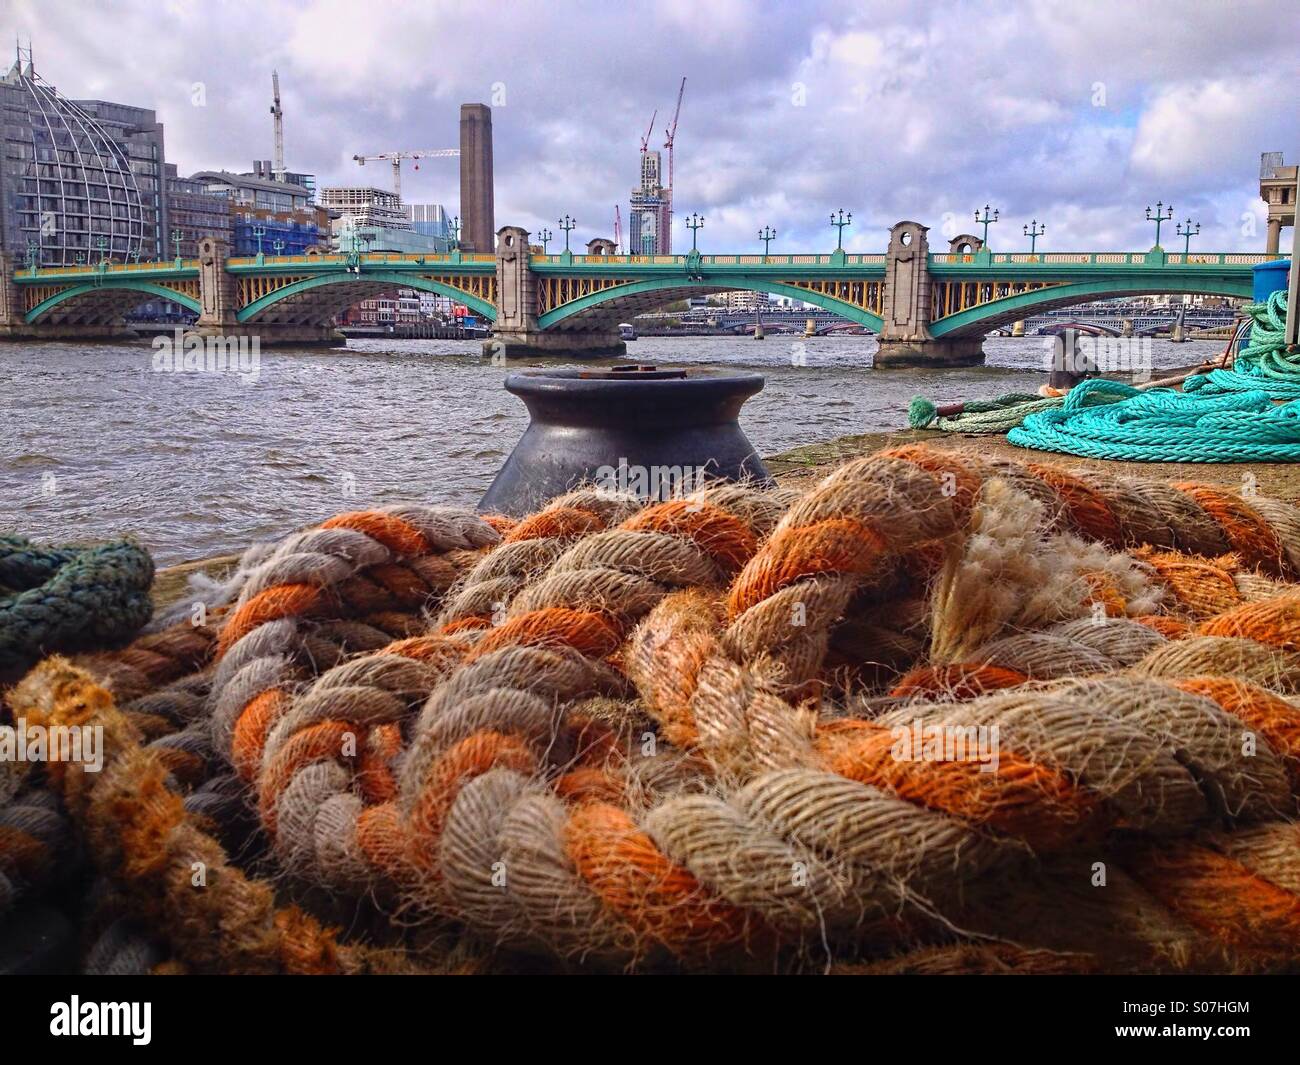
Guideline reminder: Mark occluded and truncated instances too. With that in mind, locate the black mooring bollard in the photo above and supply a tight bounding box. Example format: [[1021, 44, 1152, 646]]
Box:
[[479, 365, 772, 516]]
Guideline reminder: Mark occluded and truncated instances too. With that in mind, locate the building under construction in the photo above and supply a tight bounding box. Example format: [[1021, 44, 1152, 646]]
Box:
[[629, 151, 669, 256], [628, 79, 684, 256]]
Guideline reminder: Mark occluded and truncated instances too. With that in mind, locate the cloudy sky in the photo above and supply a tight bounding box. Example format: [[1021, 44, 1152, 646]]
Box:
[[11, 0, 1298, 253]]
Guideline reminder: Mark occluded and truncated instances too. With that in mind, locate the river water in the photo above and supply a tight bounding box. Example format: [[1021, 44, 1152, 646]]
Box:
[[0, 334, 1226, 564]]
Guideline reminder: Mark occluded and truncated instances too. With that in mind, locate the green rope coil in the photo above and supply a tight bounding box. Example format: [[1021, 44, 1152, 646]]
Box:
[[0, 536, 155, 671], [908, 386, 1131, 434], [1008, 288, 1299, 462]]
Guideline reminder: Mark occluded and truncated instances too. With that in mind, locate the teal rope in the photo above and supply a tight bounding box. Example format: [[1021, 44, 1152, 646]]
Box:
[[1008, 289, 1299, 462], [0, 536, 154, 671], [1183, 290, 1300, 396]]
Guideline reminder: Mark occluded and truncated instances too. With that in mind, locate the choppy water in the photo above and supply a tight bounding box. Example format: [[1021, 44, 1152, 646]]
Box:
[[0, 334, 1226, 564]]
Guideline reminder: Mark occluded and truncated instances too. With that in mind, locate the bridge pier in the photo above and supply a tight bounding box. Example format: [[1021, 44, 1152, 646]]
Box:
[[189, 237, 343, 347], [485, 226, 625, 359], [875, 336, 986, 367], [874, 221, 984, 369]]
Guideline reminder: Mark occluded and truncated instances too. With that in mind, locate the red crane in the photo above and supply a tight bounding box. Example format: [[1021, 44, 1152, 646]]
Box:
[[662, 77, 686, 250], [639, 108, 658, 155]]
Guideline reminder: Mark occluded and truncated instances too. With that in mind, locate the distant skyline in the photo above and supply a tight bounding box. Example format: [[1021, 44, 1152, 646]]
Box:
[[10, 0, 1299, 253]]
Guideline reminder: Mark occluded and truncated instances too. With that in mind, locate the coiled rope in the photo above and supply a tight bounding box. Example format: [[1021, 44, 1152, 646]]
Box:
[[1009, 290, 1300, 461], [13, 445, 1300, 973], [0, 536, 154, 672]]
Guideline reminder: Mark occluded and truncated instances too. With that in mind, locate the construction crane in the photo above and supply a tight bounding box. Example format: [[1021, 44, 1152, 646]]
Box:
[[352, 149, 459, 200], [639, 108, 658, 157], [662, 77, 686, 249], [270, 71, 286, 182], [614, 205, 623, 254]]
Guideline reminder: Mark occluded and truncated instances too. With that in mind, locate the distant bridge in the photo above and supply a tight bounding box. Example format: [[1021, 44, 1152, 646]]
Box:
[[0, 221, 1269, 366]]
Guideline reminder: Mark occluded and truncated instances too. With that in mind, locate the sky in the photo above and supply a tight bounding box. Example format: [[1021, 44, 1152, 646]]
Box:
[[10, 0, 1299, 253]]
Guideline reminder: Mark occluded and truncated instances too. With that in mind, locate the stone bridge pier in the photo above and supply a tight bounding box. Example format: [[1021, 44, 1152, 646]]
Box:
[[485, 226, 625, 359], [875, 221, 983, 367], [191, 237, 342, 346]]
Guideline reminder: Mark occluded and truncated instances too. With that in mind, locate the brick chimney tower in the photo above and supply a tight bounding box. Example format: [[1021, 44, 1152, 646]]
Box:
[[459, 104, 495, 254]]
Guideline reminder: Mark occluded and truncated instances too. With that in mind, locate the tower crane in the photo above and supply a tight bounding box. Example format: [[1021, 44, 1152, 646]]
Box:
[[270, 71, 286, 182], [352, 148, 459, 200], [662, 77, 686, 246], [639, 109, 658, 158]]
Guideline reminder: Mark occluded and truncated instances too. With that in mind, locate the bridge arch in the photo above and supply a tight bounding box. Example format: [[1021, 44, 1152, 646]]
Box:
[[236, 271, 497, 324], [25, 279, 202, 325], [536, 277, 884, 332], [931, 277, 1252, 338]]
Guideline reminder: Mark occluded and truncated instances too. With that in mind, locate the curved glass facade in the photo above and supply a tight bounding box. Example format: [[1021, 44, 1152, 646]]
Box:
[[1, 51, 165, 266]]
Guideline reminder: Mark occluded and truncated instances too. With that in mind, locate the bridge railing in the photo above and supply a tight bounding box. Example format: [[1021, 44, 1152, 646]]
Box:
[[19, 259, 201, 280], [224, 252, 496, 268], [928, 251, 1275, 266], [529, 253, 888, 266]]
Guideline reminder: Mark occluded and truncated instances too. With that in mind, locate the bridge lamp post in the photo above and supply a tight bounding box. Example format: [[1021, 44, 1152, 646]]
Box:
[[95, 235, 109, 266], [252, 224, 266, 259], [975, 205, 999, 246], [171, 228, 185, 264], [829, 209, 852, 251], [25, 239, 39, 274], [1023, 219, 1045, 255], [1145, 202, 1173, 251], [685, 213, 705, 252], [449, 215, 461, 251], [1176, 218, 1200, 258], [273, 239, 286, 257], [559, 215, 577, 253], [758, 225, 776, 261], [538, 227, 553, 255]]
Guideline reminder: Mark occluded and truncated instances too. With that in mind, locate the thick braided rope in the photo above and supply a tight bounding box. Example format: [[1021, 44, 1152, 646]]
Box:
[[0, 536, 154, 672], [436, 487, 643, 633], [29, 648, 1300, 971], [8, 659, 434, 974], [250, 483, 790, 935], [206, 505, 499, 791], [22, 447, 1300, 972]]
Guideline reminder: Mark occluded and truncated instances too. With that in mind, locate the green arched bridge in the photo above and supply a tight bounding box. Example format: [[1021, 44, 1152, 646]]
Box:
[[0, 221, 1272, 366]]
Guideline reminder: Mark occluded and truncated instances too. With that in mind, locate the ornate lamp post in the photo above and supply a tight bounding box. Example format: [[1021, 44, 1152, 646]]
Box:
[[758, 225, 776, 260], [1023, 219, 1045, 254], [1176, 217, 1200, 257], [273, 238, 286, 256], [95, 235, 109, 265], [685, 212, 704, 252], [538, 227, 553, 255], [1145, 201, 1173, 250], [975, 204, 1000, 245], [829, 209, 852, 251], [25, 239, 39, 274], [252, 224, 266, 258], [171, 228, 185, 264], [449, 215, 461, 250], [559, 214, 577, 253]]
